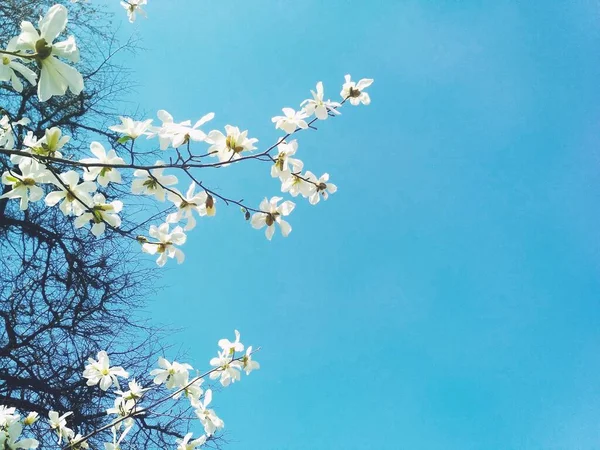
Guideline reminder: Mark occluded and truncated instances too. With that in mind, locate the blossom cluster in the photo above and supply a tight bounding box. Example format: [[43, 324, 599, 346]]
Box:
[[0, 3, 373, 267], [0, 331, 259, 449]]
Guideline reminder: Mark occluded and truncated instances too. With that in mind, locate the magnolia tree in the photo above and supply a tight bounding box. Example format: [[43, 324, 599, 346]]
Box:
[[0, 2, 373, 449]]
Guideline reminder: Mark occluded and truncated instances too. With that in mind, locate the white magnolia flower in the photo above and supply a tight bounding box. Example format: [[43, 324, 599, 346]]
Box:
[[1, 421, 39, 450], [19, 127, 69, 162], [271, 108, 308, 134], [23, 412, 39, 426], [106, 395, 138, 420], [115, 379, 149, 401], [109, 117, 153, 140], [166, 183, 215, 231], [250, 197, 295, 240], [150, 111, 214, 149], [82, 350, 129, 391], [149, 357, 193, 389], [218, 330, 244, 355], [1, 160, 50, 210], [16, 4, 84, 102], [45, 170, 96, 216], [177, 377, 204, 405], [0, 406, 17, 427], [242, 346, 260, 375], [48, 411, 73, 444], [209, 351, 242, 387], [194, 390, 224, 437], [121, 0, 147, 23], [70, 434, 89, 450], [307, 172, 337, 205], [80, 142, 125, 186], [141, 223, 187, 266], [340, 74, 374, 105], [131, 162, 178, 202], [281, 172, 315, 198], [271, 140, 303, 180], [176, 433, 207, 450], [0, 37, 37, 92], [0, 116, 29, 151], [301, 81, 341, 120], [206, 125, 258, 164]]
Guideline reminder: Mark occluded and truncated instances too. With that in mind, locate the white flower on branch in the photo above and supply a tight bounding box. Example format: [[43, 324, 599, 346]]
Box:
[[121, 0, 148, 23], [209, 351, 242, 387], [115, 379, 149, 401], [0, 38, 37, 92], [22, 413, 38, 426], [341, 74, 374, 105], [166, 183, 215, 231], [251, 197, 295, 240], [109, 117, 153, 141], [281, 172, 315, 199], [141, 223, 187, 266], [271, 140, 303, 181], [218, 330, 244, 355], [0, 116, 29, 151], [271, 107, 309, 134], [45, 170, 96, 216], [82, 350, 129, 391], [176, 432, 207, 450], [301, 81, 341, 120], [149, 357, 192, 389], [194, 390, 224, 437], [131, 162, 178, 202], [177, 377, 204, 405], [16, 4, 84, 102], [80, 142, 125, 186], [206, 125, 258, 164], [307, 172, 337, 205], [151, 110, 214, 149], [0, 406, 17, 427], [1, 421, 39, 450], [1, 160, 50, 210], [18, 127, 69, 164], [242, 346, 260, 375], [48, 411, 73, 444]]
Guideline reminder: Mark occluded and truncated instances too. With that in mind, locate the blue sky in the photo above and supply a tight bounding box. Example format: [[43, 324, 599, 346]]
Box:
[[104, 1, 600, 448]]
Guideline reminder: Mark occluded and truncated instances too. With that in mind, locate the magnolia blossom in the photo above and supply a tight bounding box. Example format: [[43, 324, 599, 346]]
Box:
[[18, 127, 69, 164], [82, 350, 129, 391], [80, 142, 125, 186], [121, 0, 148, 23], [177, 378, 204, 405], [281, 173, 315, 198], [194, 390, 224, 437], [251, 197, 295, 240], [209, 351, 242, 387], [340, 74, 374, 105], [115, 379, 149, 401], [16, 4, 83, 101], [218, 330, 244, 355], [131, 162, 178, 201], [1, 160, 49, 210], [166, 183, 215, 231], [0, 421, 39, 450], [301, 81, 341, 120], [109, 117, 153, 140], [0, 37, 37, 92], [206, 125, 258, 164], [176, 433, 207, 450], [307, 172, 337, 205], [0, 116, 29, 151], [242, 346, 260, 375], [150, 111, 214, 149], [45, 170, 96, 216], [23, 413, 38, 426], [271, 107, 309, 134], [149, 357, 193, 389], [141, 223, 187, 266], [271, 140, 303, 180], [48, 411, 73, 444]]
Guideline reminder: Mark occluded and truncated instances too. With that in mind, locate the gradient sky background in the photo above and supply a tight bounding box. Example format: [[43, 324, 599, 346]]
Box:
[[102, 1, 600, 449]]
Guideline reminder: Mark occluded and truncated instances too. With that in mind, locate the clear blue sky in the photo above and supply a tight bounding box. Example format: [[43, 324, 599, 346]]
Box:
[[104, 1, 600, 448]]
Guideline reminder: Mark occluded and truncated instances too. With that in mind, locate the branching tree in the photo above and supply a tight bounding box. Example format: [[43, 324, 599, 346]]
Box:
[[0, 1, 373, 449]]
